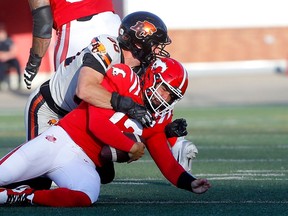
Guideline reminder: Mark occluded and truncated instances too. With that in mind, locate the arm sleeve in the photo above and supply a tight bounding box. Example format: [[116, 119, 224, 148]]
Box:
[[32, 5, 53, 38]]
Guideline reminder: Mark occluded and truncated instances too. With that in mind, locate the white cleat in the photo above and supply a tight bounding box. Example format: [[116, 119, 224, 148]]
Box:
[[171, 137, 198, 172]]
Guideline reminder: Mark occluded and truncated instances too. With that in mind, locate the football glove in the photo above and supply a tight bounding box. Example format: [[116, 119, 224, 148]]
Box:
[[171, 137, 198, 172], [165, 118, 188, 138], [24, 49, 42, 89], [111, 92, 155, 127]]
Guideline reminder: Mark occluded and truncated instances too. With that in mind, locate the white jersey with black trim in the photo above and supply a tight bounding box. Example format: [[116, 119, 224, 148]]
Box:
[[49, 34, 122, 112]]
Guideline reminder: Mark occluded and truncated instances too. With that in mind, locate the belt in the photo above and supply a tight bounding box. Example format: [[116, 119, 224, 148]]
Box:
[[40, 80, 69, 117], [77, 14, 97, 21]]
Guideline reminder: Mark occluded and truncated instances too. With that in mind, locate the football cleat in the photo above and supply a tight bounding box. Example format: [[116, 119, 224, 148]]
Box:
[[171, 137, 198, 172], [0, 185, 34, 205]]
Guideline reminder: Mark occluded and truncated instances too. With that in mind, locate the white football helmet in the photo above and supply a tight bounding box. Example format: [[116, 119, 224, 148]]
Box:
[[171, 137, 198, 172]]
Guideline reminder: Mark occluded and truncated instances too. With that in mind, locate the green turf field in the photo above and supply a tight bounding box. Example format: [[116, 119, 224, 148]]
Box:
[[0, 105, 287, 215]]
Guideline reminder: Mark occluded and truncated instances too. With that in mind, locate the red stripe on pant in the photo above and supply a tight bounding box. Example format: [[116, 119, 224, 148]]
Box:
[[28, 94, 45, 140], [54, 22, 71, 69], [0, 144, 23, 165]]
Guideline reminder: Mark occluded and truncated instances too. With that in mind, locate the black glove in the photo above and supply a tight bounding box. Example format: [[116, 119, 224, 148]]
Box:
[[132, 65, 146, 77], [165, 118, 188, 138], [111, 92, 155, 127], [127, 104, 154, 128], [24, 49, 42, 89]]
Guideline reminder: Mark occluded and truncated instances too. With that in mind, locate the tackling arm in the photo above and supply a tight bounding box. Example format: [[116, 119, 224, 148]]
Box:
[[76, 66, 113, 109], [76, 58, 154, 126]]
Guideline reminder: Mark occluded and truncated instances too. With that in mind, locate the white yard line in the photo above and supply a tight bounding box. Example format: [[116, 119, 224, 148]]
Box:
[[134, 159, 286, 163], [51, 169, 287, 188]]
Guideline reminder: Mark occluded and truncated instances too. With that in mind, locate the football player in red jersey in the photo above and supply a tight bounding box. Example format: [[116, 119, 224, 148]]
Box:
[[14, 11, 171, 190], [20, 11, 192, 191], [0, 58, 211, 207], [24, 0, 121, 89]]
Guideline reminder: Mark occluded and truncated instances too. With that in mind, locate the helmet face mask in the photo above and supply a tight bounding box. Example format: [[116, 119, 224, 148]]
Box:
[[118, 11, 171, 67], [145, 77, 181, 116], [143, 58, 188, 116], [152, 43, 170, 60]]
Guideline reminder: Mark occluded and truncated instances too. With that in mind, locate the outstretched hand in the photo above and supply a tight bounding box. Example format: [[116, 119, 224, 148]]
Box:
[[191, 178, 211, 194]]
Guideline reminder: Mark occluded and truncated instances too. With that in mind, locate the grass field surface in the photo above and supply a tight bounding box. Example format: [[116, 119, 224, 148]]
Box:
[[0, 105, 287, 215]]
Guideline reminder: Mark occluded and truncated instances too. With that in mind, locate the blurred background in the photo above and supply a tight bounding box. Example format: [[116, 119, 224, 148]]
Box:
[[0, 0, 287, 108]]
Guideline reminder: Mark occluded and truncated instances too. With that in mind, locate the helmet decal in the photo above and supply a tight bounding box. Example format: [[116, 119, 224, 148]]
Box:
[[151, 58, 167, 73], [118, 11, 171, 66], [130, 21, 157, 39]]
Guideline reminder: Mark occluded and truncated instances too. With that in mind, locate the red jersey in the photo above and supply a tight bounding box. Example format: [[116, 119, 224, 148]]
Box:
[[50, 0, 115, 29], [58, 63, 193, 190], [58, 64, 141, 166]]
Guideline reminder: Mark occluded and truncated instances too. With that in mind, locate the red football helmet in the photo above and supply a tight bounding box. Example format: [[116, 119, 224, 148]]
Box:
[[142, 57, 188, 116]]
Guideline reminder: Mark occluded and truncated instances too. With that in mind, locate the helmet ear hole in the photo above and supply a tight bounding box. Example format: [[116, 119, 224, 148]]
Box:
[[155, 74, 161, 81]]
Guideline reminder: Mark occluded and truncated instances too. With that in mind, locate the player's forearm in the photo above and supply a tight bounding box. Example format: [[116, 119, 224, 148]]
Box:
[[78, 83, 113, 109], [29, 0, 53, 57], [146, 133, 196, 189], [77, 66, 113, 109], [31, 37, 51, 58]]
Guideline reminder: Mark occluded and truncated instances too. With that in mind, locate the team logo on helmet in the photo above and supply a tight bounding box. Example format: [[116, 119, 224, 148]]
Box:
[[130, 21, 157, 39], [151, 58, 167, 73]]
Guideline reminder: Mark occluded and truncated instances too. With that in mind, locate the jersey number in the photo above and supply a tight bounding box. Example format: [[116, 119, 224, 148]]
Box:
[[111, 113, 143, 136], [107, 37, 120, 53]]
